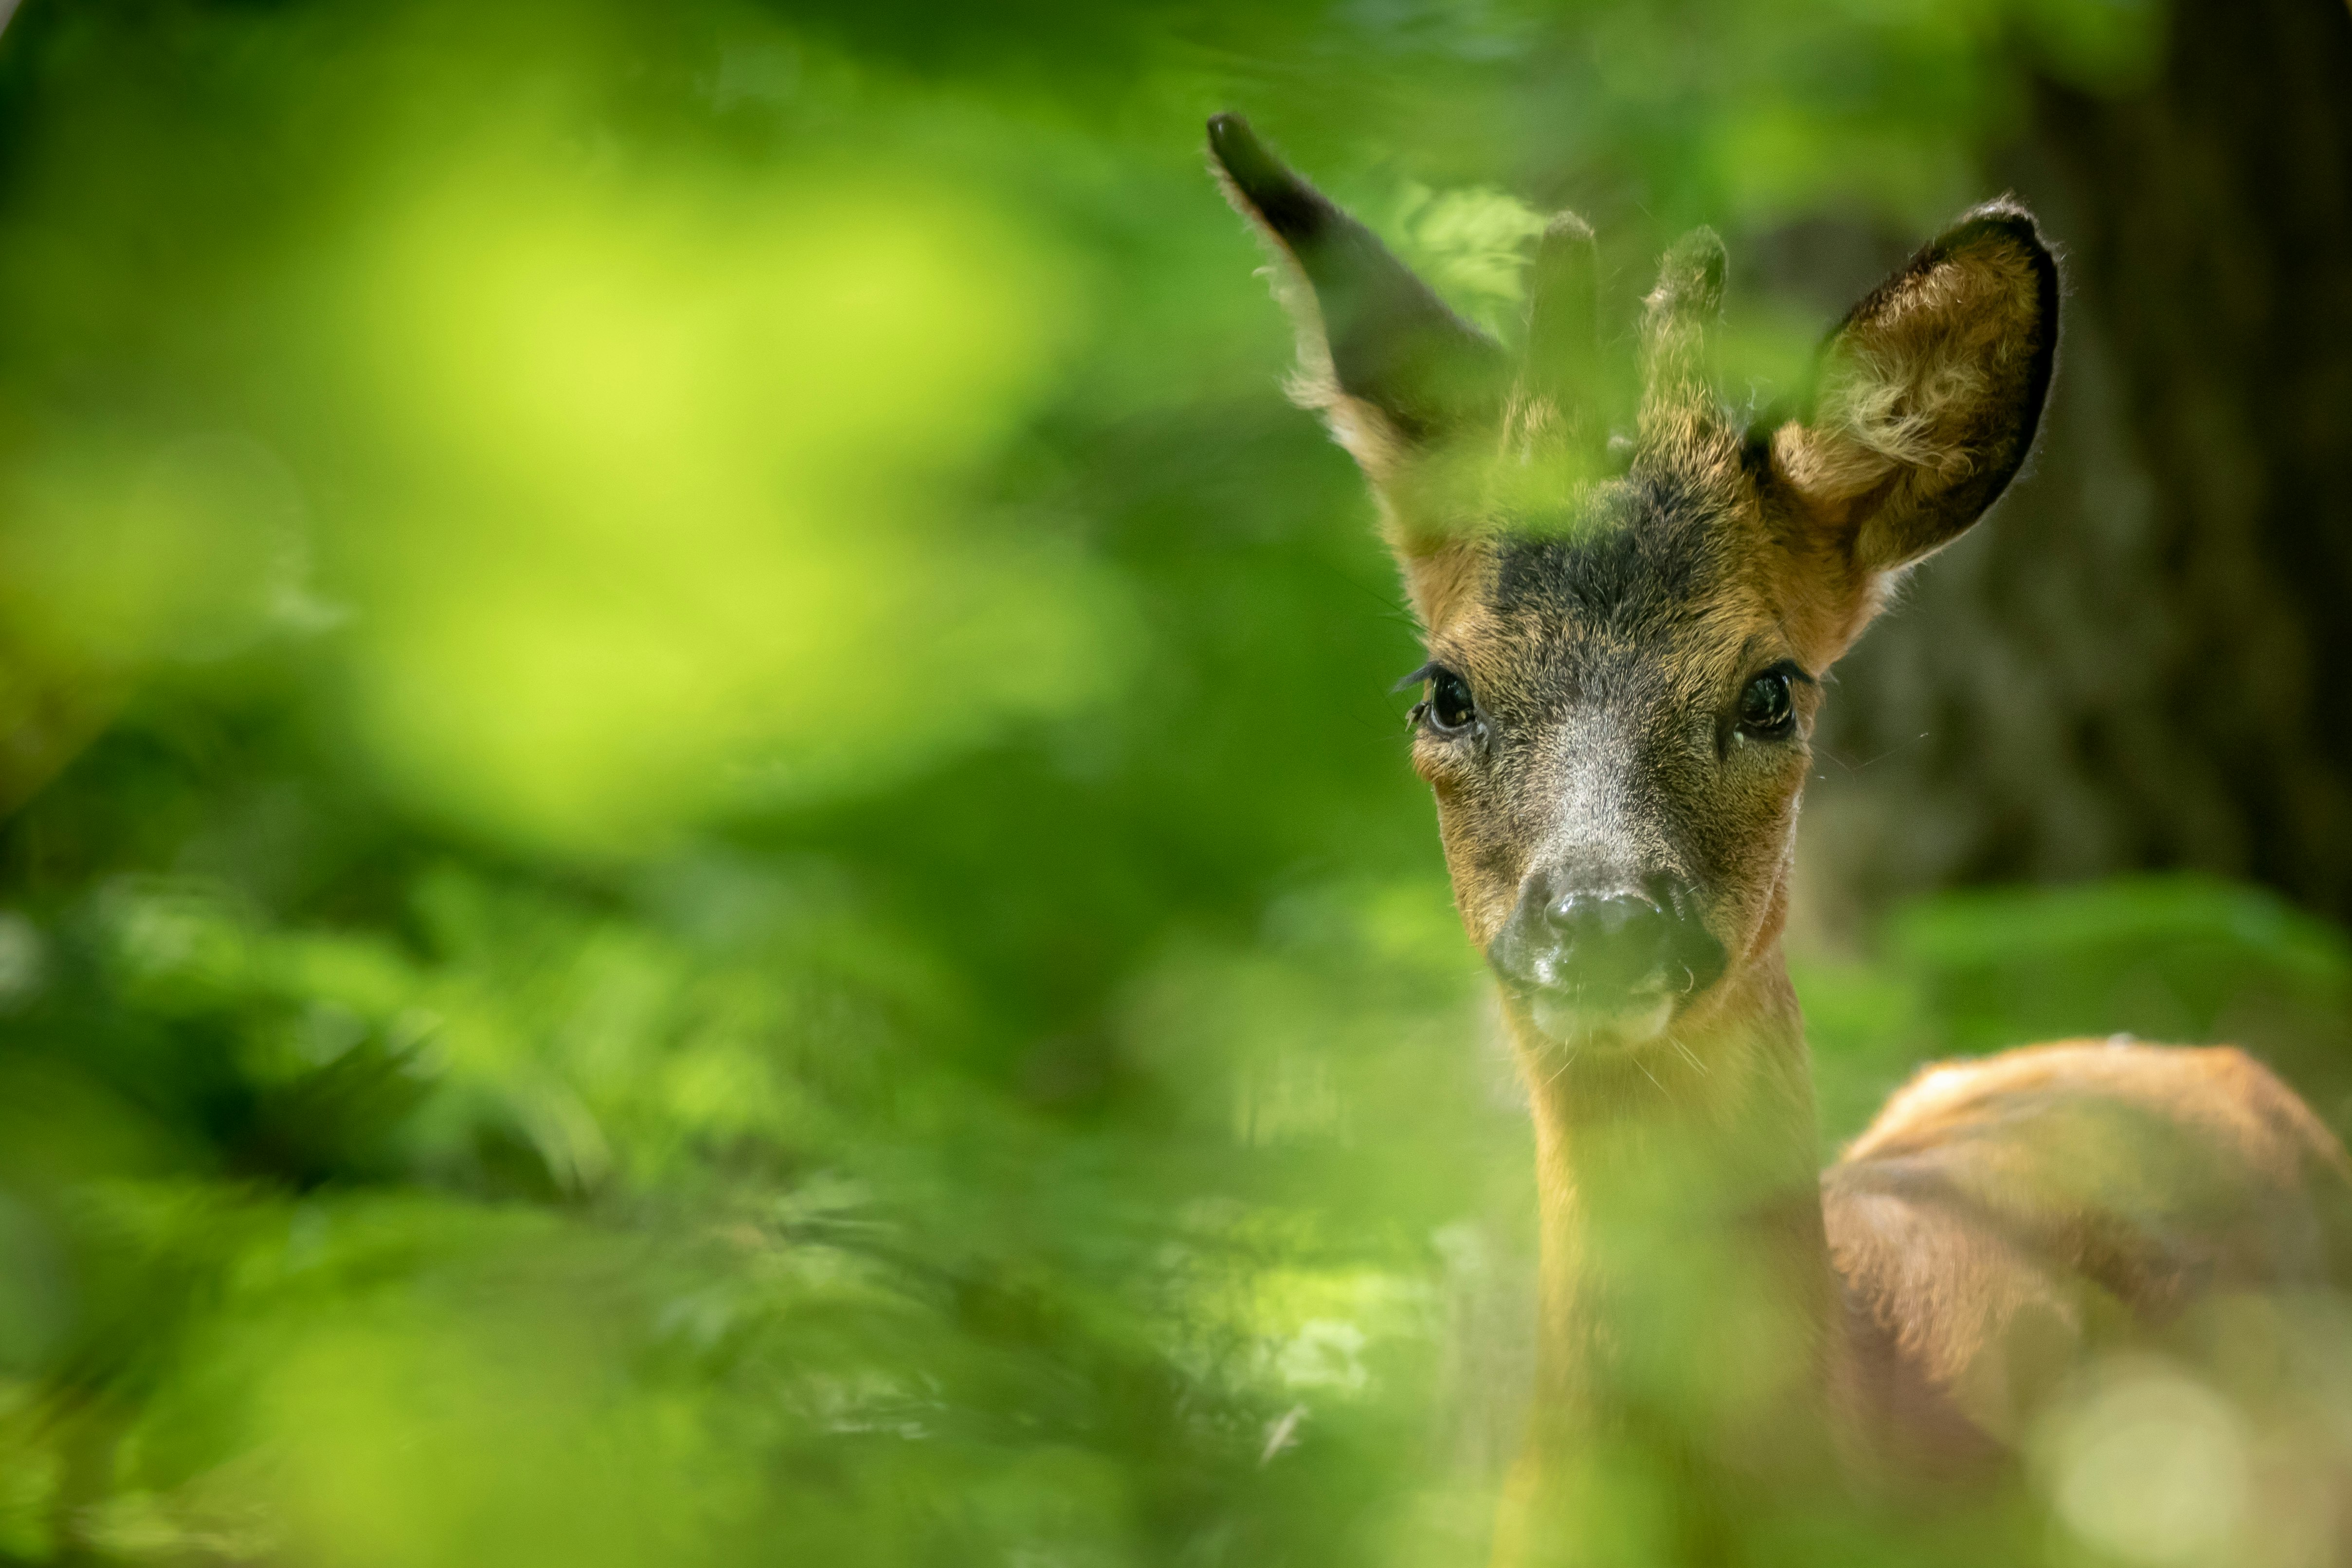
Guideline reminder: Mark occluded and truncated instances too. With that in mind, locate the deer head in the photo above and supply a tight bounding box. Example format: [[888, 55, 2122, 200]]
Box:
[[1209, 114, 2058, 1071]]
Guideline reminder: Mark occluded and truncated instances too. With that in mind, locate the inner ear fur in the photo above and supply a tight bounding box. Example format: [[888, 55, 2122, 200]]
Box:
[[1770, 200, 2060, 577]]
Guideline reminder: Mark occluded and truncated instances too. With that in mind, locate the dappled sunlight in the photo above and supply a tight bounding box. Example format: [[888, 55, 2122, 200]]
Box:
[[334, 115, 1127, 853]]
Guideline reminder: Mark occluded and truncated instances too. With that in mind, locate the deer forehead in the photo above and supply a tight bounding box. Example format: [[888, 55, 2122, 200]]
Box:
[[1418, 473, 1790, 704]]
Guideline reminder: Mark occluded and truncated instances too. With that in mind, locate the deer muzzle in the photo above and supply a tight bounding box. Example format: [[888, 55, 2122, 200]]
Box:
[[1487, 875, 1727, 1045]]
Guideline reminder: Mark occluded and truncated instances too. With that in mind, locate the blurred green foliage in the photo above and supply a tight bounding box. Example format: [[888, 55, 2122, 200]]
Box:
[[1802, 874, 2352, 1159], [0, 0, 2331, 1565]]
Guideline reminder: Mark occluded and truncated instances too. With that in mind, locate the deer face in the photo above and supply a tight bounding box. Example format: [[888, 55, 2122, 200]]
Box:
[[1210, 115, 2057, 1060], [1403, 470, 1815, 1050]]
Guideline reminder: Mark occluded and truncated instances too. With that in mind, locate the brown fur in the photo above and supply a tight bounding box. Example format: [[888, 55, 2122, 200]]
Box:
[[1828, 1041, 2352, 1449], [1207, 115, 2352, 1558]]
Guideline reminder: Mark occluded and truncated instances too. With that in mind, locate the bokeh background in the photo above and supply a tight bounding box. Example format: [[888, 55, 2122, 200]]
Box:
[[0, 0, 2344, 1563]]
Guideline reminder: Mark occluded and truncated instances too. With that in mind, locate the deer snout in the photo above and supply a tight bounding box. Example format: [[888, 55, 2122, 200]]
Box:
[[1488, 875, 1727, 1042]]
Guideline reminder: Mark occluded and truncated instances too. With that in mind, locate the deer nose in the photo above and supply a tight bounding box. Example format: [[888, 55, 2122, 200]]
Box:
[[1489, 876, 1726, 1008], [1543, 892, 1673, 993]]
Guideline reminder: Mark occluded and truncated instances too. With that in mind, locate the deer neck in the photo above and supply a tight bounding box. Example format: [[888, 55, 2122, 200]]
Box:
[[1508, 946, 1837, 1484]]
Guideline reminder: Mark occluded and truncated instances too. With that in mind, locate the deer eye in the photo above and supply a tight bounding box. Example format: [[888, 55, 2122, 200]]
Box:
[[1736, 668, 1796, 738], [1425, 668, 1477, 733]]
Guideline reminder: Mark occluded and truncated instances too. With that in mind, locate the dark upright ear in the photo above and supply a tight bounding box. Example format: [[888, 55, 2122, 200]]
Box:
[[1770, 200, 2059, 576], [1207, 113, 1506, 478]]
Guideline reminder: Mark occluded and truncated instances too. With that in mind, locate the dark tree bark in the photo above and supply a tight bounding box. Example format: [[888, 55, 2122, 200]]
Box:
[[1803, 0, 2352, 928]]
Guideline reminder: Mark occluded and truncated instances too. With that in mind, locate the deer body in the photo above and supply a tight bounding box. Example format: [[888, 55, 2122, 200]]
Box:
[[1207, 114, 2352, 1562]]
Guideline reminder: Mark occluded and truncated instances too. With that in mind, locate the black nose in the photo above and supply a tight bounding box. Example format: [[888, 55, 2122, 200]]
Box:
[[1488, 874, 1726, 1005]]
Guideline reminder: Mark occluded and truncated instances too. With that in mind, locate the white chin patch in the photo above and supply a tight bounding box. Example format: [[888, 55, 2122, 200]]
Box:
[[1528, 992, 1676, 1049]]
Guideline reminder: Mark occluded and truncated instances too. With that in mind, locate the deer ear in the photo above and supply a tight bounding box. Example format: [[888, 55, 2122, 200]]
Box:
[[1208, 113, 1506, 479], [1770, 201, 2059, 576]]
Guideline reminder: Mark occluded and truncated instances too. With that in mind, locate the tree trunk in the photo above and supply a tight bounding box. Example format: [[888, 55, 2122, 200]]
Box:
[[1801, 0, 2352, 928]]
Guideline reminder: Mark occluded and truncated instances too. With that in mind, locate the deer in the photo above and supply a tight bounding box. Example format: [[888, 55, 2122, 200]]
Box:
[[1206, 113, 2352, 1564]]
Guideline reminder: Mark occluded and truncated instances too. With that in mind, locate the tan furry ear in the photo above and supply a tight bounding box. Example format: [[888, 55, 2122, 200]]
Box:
[[1206, 113, 1506, 485], [1771, 201, 2059, 576]]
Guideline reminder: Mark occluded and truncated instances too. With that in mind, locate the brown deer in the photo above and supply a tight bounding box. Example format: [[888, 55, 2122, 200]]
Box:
[[1207, 113, 2352, 1563]]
